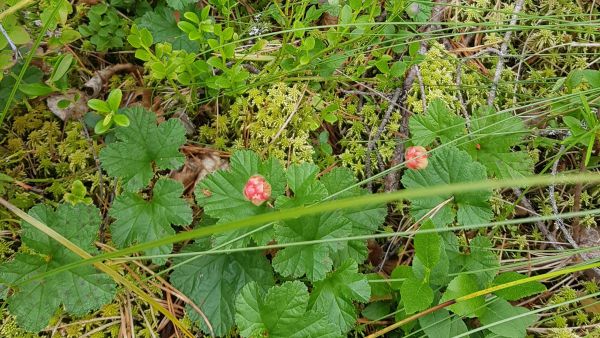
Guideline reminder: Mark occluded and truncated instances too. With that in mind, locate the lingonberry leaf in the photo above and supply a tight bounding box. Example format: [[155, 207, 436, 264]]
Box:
[[462, 236, 499, 287], [99, 106, 187, 192], [440, 274, 485, 318], [272, 211, 352, 281], [0, 204, 116, 332], [170, 242, 274, 336], [401, 146, 492, 228], [235, 281, 340, 338], [195, 150, 285, 247], [461, 107, 532, 179], [109, 178, 192, 265], [308, 260, 370, 333], [409, 99, 466, 146], [320, 167, 387, 265], [492, 272, 547, 301], [479, 298, 537, 338]]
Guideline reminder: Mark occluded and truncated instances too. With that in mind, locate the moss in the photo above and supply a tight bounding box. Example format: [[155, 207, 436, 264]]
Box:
[[200, 82, 320, 163], [406, 42, 521, 116], [549, 328, 580, 338], [0, 311, 38, 338]]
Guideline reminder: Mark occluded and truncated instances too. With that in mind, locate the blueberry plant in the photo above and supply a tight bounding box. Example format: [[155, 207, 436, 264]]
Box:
[[0, 0, 599, 337]]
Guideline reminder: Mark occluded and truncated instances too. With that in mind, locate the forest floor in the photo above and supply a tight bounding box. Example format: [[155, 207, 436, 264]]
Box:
[[0, 0, 600, 337]]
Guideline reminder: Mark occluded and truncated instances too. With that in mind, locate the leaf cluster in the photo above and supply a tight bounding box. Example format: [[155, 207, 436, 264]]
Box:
[[168, 150, 386, 336]]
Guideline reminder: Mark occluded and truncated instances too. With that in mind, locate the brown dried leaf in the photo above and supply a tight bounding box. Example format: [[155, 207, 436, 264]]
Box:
[[46, 89, 89, 121], [84, 63, 138, 97], [170, 147, 229, 195]]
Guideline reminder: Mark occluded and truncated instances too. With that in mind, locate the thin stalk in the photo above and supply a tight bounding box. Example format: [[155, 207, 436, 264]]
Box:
[[10, 172, 600, 286]]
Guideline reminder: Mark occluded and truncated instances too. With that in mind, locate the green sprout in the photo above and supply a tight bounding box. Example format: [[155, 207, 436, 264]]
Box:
[[87, 88, 130, 134]]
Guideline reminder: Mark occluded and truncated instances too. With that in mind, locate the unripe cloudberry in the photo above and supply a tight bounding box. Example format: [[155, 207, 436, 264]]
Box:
[[405, 146, 429, 170], [243, 175, 272, 206]]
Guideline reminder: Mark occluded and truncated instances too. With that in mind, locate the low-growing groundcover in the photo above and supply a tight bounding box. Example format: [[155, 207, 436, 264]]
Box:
[[0, 0, 599, 337]]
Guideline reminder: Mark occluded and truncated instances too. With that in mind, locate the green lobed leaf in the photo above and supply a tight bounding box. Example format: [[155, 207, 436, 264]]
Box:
[[166, 0, 196, 11], [419, 309, 468, 338], [362, 301, 391, 321], [401, 146, 493, 228], [109, 178, 192, 265], [492, 272, 547, 301], [0, 204, 116, 332], [461, 107, 532, 179], [390, 265, 412, 290], [414, 220, 441, 269], [401, 273, 434, 314], [320, 167, 387, 264], [273, 211, 352, 281], [0, 65, 44, 109], [235, 281, 341, 338], [275, 163, 328, 209], [462, 236, 499, 287], [409, 99, 466, 146], [308, 260, 370, 333], [440, 274, 485, 318], [139, 6, 200, 52], [195, 150, 286, 248], [412, 246, 450, 286], [170, 243, 274, 336], [479, 298, 537, 338], [99, 106, 186, 192]]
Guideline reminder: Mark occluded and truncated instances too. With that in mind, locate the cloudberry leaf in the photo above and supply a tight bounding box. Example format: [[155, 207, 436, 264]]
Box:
[[461, 107, 532, 179], [401, 272, 434, 314], [462, 236, 499, 287], [308, 260, 370, 333], [414, 220, 441, 269], [170, 242, 274, 336], [412, 247, 450, 287], [109, 178, 192, 265], [275, 162, 328, 209], [320, 167, 387, 265], [139, 6, 199, 52], [99, 106, 186, 192], [401, 146, 492, 228], [409, 99, 466, 146], [272, 211, 352, 281], [479, 298, 537, 338], [166, 0, 196, 11], [320, 167, 386, 234], [235, 281, 340, 338], [440, 274, 485, 318], [195, 150, 285, 248], [390, 265, 412, 290], [419, 309, 468, 338], [492, 272, 546, 301], [0, 204, 116, 332]]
